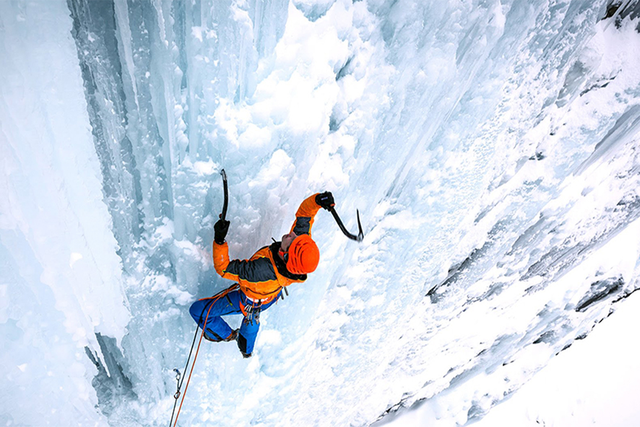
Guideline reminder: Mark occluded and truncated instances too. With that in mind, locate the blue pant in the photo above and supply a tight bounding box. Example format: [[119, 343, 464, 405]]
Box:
[[189, 288, 279, 356]]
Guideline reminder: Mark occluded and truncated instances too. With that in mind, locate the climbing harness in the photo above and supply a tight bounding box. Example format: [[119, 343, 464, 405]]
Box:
[[240, 297, 262, 325]]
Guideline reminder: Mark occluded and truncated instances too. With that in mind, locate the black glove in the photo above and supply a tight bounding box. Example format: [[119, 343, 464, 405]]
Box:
[[214, 219, 230, 244], [315, 191, 335, 210]]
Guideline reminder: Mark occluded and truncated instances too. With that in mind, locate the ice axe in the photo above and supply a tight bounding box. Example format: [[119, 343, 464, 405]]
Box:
[[329, 207, 364, 242], [220, 169, 229, 220]]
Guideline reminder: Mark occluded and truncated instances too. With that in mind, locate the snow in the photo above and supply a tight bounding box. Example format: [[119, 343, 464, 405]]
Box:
[[474, 290, 640, 427], [381, 212, 640, 427], [2, 0, 640, 426]]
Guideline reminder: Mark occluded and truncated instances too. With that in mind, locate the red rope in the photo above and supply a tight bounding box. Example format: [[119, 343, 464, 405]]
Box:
[[171, 285, 238, 427]]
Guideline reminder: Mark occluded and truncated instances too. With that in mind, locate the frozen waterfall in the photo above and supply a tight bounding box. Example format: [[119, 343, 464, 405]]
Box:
[[2, 0, 640, 426]]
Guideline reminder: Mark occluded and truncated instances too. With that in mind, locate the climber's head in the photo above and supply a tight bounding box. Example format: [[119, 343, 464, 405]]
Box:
[[280, 232, 319, 274]]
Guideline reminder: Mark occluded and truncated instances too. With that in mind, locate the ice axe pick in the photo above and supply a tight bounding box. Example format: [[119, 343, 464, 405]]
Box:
[[220, 169, 229, 220], [329, 207, 364, 242]]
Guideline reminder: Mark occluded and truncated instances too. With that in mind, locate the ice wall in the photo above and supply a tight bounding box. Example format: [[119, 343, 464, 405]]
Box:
[[0, 1, 129, 425], [2, 0, 640, 426]]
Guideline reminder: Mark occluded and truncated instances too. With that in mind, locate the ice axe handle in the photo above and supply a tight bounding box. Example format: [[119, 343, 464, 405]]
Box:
[[220, 169, 229, 221], [329, 207, 364, 242]]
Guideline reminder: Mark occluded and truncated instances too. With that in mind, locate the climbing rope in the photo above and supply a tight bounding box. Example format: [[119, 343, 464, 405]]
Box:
[[168, 324, 199, 426], [169, 284, 239, 427]]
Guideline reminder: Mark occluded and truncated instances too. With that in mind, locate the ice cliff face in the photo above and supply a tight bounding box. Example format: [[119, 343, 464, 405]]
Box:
[[1, 0, 640, 426]]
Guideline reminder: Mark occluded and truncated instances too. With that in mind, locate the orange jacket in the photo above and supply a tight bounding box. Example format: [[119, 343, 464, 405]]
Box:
[[212, 194, 321, 302]]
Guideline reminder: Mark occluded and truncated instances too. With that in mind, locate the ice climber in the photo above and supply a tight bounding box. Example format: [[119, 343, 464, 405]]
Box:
[[189, 192, 335, 358]]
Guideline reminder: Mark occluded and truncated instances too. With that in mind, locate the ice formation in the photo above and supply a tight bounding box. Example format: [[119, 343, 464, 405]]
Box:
[[1, 0, 640, 425]]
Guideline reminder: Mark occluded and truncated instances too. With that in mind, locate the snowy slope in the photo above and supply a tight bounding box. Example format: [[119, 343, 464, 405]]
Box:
[[378, 213, 640, 427], [473, 290, 640, 427], [1, 0, 640, 426]]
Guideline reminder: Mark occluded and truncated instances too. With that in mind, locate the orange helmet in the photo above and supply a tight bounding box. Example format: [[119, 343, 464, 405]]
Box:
[[286, 234, 319, 274]]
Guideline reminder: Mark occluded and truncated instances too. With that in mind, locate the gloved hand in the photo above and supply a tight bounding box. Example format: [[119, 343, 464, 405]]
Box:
[[214, 219, 230, 244], [315, 191, 335, 210]]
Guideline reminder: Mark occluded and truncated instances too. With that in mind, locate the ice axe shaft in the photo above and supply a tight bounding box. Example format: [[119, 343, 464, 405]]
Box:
[[220, 169, 229, 220], [329, 207, 364, 242]]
